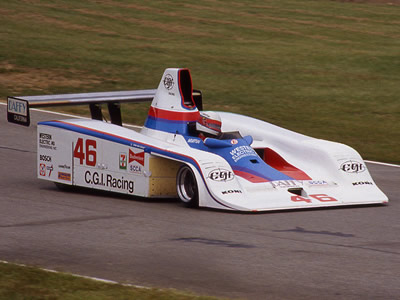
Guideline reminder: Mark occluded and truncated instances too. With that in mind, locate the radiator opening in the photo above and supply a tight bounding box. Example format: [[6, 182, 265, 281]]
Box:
[[288, 188, 303, 196]]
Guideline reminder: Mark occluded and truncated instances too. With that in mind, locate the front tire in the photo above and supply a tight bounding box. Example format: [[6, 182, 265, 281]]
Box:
[[176, 165, 199, 208]]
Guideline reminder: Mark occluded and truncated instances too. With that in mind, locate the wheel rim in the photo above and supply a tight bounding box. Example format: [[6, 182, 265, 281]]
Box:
[[177, 167, 196, 203]]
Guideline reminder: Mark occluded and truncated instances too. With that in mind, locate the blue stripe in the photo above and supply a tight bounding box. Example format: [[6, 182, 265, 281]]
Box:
[[232, 165, 292, 181], [39, 120, 198, 170], [144, 116, 191, 135], [39, 120, 237, 210]]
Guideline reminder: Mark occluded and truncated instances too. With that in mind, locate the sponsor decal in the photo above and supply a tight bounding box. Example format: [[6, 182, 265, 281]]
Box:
[[84, 170, 134, 193], [130, 143, 145, 149], [222, 189, 242, 195], [270, 180, 330, 189], [352, 181, 373, 186], [128, 149, 144, 174], [39, 163, 46, 176], [58, 164, 71, 170], [8, 98, 27, 116], [340, 160, 366, 174], [58, 172, 71, 181], [230, 145, 258, 162], [39, 163, 53, 177], [208, 169, 234, 182], [39, 154, 52, 162], [163, 74, 174, 90], [129, 149, 144, 166], [47, 165, 53, 176], [39, 132, 57, 150], [129, 164, 142, 173], [119, 152, 127, 170], [10, 114, 28, 124], [8, 98, 29, 126], [187, 138, 201, 144]]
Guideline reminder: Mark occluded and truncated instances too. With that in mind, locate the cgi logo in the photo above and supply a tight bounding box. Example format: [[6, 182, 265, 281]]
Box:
[[340, 160, 366, 174], [163, 74, 174, 90], [208, 169, 234, 182]]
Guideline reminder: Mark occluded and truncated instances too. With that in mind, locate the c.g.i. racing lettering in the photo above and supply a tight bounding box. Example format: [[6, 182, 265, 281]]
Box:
[[84, 171, 134, 193]]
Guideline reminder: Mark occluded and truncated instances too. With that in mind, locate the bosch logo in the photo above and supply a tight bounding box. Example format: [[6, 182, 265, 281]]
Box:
[[40, 155, 52, 162], [340, 160, 366, 173], [208, 169, 234, 182], [163, 74, 174, 90]]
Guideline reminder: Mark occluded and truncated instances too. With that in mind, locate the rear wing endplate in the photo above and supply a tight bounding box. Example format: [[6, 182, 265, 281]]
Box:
[[7, 89, 203, 126]]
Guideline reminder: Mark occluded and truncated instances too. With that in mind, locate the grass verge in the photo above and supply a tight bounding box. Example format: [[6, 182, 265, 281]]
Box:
[[0, 261, 221, 300], [1, 0, 399, 163]]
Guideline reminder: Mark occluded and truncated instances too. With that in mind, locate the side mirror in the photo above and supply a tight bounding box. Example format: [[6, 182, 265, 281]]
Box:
[[244, 135, 253, 145]]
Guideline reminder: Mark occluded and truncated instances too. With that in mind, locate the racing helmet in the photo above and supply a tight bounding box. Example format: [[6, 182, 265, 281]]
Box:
[[196, 111, 222, 136]]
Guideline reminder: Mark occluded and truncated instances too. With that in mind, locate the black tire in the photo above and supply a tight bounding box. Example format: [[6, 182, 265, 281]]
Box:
[[176, 165, 199, 208]]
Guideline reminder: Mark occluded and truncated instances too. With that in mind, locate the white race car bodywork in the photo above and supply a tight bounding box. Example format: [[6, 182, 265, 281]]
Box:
[[12, 67, 388, 212]]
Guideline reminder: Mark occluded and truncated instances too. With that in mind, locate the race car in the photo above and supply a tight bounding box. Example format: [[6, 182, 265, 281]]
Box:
[[7, 68, 388, 211]]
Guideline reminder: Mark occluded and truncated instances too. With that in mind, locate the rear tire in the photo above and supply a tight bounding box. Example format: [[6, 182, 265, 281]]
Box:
[[176, 165, 199, 208]]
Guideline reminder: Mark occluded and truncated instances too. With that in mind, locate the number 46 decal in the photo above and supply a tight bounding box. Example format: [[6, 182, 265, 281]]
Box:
[[291, 194, 337, 203], [74, 138, 97, 166]]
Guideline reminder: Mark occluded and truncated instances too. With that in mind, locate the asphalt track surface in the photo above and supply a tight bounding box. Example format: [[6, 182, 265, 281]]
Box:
[[1, 104, 399, 299]]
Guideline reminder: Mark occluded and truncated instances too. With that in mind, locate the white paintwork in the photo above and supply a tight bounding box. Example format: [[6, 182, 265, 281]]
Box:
[[34, 68, 388, 211]]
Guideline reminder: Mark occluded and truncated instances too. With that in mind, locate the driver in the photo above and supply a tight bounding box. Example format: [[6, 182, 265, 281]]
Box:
[[196, 111, 222, 140]]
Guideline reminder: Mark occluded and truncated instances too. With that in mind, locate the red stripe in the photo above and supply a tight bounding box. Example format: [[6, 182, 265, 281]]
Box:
[[148, 106, 199, 121], [263, 148, 311, 180], [233, 170, 269, 183], [49, 120, 237, 210]]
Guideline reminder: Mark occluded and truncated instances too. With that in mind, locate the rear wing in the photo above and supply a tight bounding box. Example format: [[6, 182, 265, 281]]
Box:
[[7, 89, 202, 126]]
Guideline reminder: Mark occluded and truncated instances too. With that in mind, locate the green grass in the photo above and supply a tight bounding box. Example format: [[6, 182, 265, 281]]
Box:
[[0, 0, 399, 164], [0, 262, 221, 300]]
